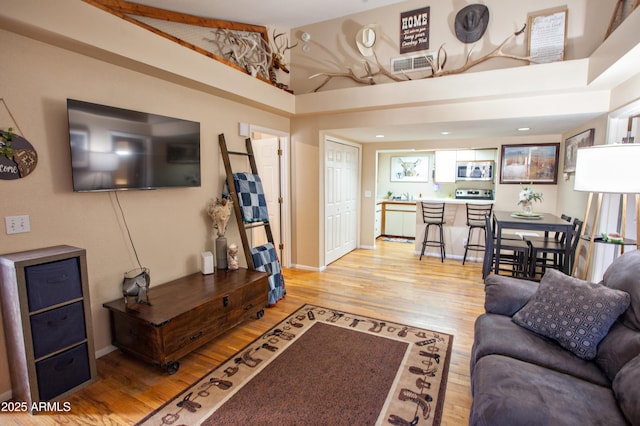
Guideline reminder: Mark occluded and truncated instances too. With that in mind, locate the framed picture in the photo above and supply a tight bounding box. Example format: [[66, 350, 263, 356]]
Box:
[[563, 128, 595, 173], [391, 155, 429, 182], [500, 143, 560, 184], [400, 7, 430, 54], [527, 7, 568, 64]]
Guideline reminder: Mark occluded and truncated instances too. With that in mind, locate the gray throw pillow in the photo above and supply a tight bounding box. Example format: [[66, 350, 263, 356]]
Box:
[[512, 269, 630, 360]]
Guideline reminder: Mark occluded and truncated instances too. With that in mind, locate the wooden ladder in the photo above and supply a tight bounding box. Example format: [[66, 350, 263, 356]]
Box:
[[218, 133, 275, 269]]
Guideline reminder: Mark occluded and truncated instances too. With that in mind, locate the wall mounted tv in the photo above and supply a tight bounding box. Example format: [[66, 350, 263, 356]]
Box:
[[67, 99, 201, 192]]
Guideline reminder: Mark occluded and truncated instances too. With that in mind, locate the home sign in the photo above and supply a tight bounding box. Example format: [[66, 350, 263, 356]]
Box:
[[0, 129, 38, 180]]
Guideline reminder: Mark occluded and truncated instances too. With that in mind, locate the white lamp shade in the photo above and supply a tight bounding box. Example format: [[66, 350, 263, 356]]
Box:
[[574, 144, 640, 193]]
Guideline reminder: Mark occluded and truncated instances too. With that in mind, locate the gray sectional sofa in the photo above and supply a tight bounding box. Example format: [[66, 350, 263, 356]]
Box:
[[470, 250, 640, 426]]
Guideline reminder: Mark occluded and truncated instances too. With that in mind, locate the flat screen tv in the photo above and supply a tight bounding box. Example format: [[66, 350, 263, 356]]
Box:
[[67, 99, 201, 192]]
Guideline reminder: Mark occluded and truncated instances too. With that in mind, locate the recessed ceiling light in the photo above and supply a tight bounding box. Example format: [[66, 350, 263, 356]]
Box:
[[440, 131, 451, 135], [375, 134, 385, 138], [517, 127, 531, 131]]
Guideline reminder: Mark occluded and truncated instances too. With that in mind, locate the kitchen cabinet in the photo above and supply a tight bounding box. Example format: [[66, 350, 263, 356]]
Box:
[[457, 149, 496, 161], [382, 202, 416, 238], [435, 149, 497, 183], [434, 150, 457, 183], [456, 150, 476, 161], [0, 246, 97, 411], [473, 149, 497, 161]]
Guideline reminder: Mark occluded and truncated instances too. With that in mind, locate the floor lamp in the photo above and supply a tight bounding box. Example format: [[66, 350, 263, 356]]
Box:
[[572, 144, 640, 280]]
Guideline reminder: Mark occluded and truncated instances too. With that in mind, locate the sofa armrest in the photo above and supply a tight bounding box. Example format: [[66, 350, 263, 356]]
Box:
[[484, 274, 538, 316]]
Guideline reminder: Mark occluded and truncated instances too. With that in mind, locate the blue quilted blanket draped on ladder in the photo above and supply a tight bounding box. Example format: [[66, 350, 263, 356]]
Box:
[[250, 243, 285, 305], [224, 172, 285, 305]]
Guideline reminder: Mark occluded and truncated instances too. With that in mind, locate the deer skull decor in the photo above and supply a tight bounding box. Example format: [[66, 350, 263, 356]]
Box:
[[269, 30, 298, 90], [203, 28, 297, 90], [399, 158, 421, 177]]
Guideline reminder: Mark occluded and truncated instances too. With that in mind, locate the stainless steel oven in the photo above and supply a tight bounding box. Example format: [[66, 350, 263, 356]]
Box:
[[456, 160, 494, 181]]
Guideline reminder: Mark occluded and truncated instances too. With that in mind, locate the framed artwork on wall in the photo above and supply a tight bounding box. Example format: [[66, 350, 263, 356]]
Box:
[[500, 143, 560, 184], [563, 128, 595, 173], [527, 7, 568, 64], [391, 155, 429, 182], [400, 7, 430, 54]]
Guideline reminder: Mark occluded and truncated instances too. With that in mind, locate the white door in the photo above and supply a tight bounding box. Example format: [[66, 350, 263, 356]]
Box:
[[325, 138, 359, 265], [252, 136, 282, 258]]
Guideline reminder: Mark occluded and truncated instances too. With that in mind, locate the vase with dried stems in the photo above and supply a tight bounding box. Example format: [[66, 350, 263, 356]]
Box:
[[206, 198, 233, 270]]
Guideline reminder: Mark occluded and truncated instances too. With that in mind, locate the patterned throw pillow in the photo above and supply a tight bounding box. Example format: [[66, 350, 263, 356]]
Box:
[[512, 269, 630, 360]]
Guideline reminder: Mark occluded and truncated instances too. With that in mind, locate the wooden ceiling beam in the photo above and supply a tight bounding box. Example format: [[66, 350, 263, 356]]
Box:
[[81, 0, 272, 83], [83, 0, 268, 34]]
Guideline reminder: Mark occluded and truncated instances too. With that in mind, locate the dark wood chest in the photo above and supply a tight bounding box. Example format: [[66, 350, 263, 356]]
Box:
[[103, 268, 268, 374]]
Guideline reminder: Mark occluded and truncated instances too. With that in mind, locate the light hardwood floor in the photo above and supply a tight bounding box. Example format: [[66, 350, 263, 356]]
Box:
[[4, 239, 486, 425]]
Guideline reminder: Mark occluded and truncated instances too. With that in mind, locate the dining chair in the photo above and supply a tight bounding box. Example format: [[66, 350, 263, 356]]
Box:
[[526, 218, 583, 280], [482, 213, 531, 279]]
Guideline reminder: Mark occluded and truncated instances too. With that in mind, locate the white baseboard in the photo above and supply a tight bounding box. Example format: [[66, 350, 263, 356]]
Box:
[[96, 344, 118, 359], [290, 264, 324, 272]]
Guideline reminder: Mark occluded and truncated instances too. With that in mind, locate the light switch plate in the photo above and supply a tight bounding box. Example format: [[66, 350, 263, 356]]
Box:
[[5, 215, 30, 234]]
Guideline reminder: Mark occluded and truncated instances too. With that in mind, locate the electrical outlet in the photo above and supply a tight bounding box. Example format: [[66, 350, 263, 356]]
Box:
[[5, 215, 30, 234]]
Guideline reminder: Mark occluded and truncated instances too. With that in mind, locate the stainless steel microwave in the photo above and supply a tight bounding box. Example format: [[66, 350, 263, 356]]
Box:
[[456, 161, 494, 181]]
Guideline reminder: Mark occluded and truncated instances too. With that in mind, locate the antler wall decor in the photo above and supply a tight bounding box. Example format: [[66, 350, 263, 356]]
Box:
[[83, 1, 295, 91], [269, 30, 298, 90], [204, 29, 273, 79], [309, 25, 533, 92]]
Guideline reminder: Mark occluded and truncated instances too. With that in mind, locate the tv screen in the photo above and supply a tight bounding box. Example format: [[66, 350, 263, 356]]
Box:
[[67, 99, 201, 192]]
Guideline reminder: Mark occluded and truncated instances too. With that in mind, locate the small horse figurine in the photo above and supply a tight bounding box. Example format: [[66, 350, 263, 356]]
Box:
[[122, 267, 151, 307]]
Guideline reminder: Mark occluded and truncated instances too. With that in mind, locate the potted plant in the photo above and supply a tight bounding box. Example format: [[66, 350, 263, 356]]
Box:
[[0, 127, 14, 160], [518, 185, 543, 214]]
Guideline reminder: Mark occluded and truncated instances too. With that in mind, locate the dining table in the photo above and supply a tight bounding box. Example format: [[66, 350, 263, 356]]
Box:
[[492, 210, 574, 276]]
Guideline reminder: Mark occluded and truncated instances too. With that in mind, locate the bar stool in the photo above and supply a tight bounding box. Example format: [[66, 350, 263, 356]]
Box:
[[462, 203, 493, 265], [419, 202, 446, 262]]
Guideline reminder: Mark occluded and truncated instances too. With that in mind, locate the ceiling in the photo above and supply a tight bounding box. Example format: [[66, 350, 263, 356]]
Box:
[[328, 113, 604, 144], [131, 0, 407, 29], [126, 1, 622, 143]]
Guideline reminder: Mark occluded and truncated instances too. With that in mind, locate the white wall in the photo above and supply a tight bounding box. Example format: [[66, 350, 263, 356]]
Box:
[[0, 28, 289, 399], [290, 0, 616, 94]]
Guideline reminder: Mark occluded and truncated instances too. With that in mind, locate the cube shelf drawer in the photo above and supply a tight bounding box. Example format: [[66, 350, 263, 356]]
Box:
[[0, 245, 97, 412]]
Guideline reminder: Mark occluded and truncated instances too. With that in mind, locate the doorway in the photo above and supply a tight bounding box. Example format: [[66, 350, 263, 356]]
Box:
[[324, 136, 360, 265], [249, 127, 291, 268]]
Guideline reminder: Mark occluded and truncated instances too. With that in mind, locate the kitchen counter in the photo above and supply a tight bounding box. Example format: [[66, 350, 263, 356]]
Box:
[[378, 198, 494, 240], [378, 198, 495, 205], [377, 199, 494, 262]]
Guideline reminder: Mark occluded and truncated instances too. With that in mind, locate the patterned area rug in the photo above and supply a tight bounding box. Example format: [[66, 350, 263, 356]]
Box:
[[137, 304, 453, 426]]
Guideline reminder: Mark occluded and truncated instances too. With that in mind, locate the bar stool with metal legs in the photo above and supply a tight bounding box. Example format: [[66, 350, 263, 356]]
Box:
[[419, 202, 446, 262], [462, 203, 493, 265]]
